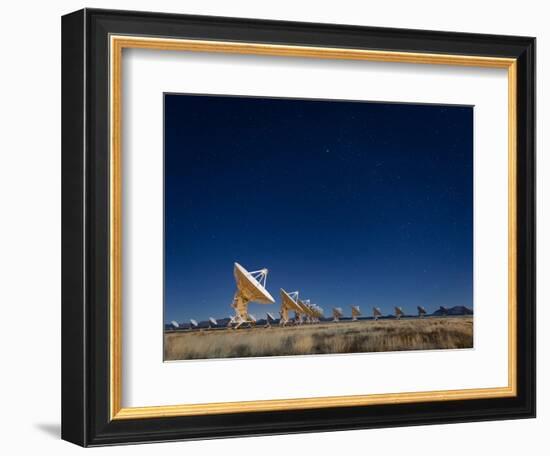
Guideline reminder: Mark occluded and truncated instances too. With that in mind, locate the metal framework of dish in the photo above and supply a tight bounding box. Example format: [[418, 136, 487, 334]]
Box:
[[280, 289, 303, 326], [394, 307, 404, 319], [351, 305, 361, 321], [230, 262, 275, 329], [332, 307, 344, 322], [373, 307, 382, 320], [417, 306, 427, 318]]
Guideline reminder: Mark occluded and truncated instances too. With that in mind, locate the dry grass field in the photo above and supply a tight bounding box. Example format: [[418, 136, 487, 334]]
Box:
[[164, 316, 473, 360]]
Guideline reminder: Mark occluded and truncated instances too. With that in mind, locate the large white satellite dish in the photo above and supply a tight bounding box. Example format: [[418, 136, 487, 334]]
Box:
[[208, 317, 218, 328], [190, 319, 198, 329], [417, 306, 427, 318], [280, 289, 303, 326], [332, 307, 343, 322], [373, 307, 382, 320], [230, 262, 275, 329], [351, 305, 361, 321], [170, 320, 180, 329], [394, 307, 404, 319]]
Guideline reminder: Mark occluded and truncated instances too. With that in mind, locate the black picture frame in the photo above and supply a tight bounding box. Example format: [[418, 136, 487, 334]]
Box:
[[62, 8, 535, 447]]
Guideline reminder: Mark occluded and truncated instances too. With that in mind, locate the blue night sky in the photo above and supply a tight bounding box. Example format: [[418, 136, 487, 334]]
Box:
[[164, 94, 473, 324]]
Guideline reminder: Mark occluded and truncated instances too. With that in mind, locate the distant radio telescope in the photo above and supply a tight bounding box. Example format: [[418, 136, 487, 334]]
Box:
[[190, 319, 199, 329], [351, 305, 361, 321], [332, 307, 343, 322], [394, 307, 404, 319], [170, 320, 180, 329], [230, 263, 275, 329], [265, 312, 277, 328], [311, 304, 324, 322], [373, 307, 382, 320], [417, 306, 427, 318], [300, 299, 323, 323], [208, 317, 218, 329], [298, 298, 317, 324], [280, 289, 302, 326]]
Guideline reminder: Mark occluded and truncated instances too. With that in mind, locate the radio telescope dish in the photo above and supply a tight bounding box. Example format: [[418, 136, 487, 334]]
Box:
[[351, 305, 361, 321], [264, 312, 276, 328], [298, 299, 312, 313], [170, 320, 179, 329], [280, 289, 303, 326], [281, 289, 302, 312], [373, 307, 382, 320], [298, 298, 317, 322], [417, 306, 427, 317], [307, 303, 323, 323], [230, 263, 275, 329], [208, 317, 218, 328], [394, 307, 404, 319], [332, 307, 343, 322], [297, 298, 309, 323], [190, 319, 198, 328]]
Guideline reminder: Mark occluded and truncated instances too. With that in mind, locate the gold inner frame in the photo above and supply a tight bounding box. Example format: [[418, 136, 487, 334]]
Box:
[[109, 35, 518, 420]]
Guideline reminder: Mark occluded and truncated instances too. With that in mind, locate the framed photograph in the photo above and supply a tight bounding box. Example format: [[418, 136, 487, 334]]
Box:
[[62, 8, 535, 446]]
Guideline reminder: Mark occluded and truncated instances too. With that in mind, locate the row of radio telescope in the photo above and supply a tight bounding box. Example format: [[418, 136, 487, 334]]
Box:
[[171, 263, 432, 331]]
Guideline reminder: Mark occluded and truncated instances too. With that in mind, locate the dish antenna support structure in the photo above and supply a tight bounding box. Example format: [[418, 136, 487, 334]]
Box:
[[373, 307, 382, 321], [230, 263, 275, 329], [351, 305, 361, 321], [417, 306, 427, 318], [394, 307, 404, 319]]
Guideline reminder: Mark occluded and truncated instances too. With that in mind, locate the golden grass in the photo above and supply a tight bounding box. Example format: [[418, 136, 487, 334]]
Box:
[[164, 317, 473, 361]]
